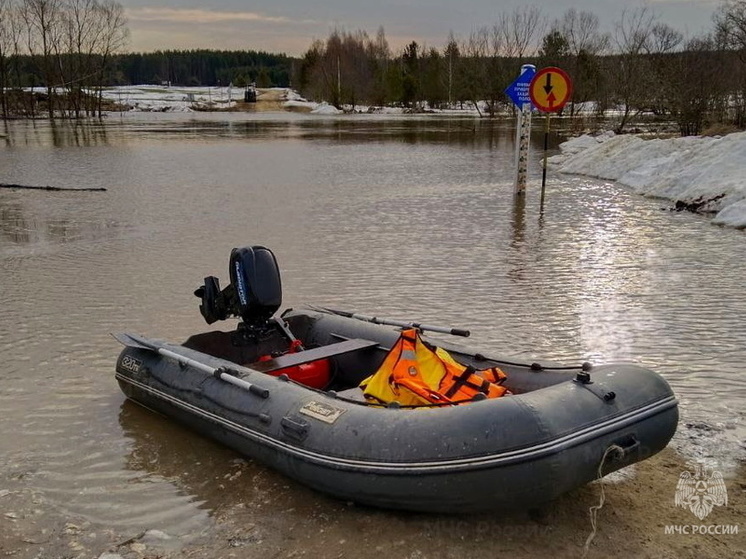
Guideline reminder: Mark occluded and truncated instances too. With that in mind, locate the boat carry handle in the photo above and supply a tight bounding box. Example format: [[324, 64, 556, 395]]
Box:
[[281, 416, 309, 441], [610, 435, 641, 461]]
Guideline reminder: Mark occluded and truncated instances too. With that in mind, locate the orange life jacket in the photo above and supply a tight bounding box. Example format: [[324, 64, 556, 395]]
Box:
[[360, 328, 508, 406]]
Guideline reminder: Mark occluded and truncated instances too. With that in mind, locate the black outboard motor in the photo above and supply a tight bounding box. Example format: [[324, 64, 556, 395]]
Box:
[[194, 246, 282, 331], [229, 246, 282, 326], [190, 245, 328, 387]]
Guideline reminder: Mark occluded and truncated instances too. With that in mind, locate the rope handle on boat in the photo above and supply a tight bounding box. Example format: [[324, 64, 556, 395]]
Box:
[[473, 353, 594, 373], [582, 444, 625, 558]]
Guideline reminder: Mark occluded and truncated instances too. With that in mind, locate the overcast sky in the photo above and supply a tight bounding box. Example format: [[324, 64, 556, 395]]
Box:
[[121, 0, 722, 55]]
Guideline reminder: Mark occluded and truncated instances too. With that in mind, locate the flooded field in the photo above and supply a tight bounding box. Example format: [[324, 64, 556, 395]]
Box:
[[0, 113, 744, 558]]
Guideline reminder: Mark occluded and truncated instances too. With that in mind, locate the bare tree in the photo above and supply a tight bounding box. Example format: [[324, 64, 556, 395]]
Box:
[[649, 23, 684, 54], [482, 23, 507, 115], [444, 31, 458, 107], [298, 29, 378, 109], [340, 29, 372, 110], [645, 23, 683, 117], [298, 39, 325, 102], [612, 6, 657, 132], [486, 7, 546, 117], [93, 0, 128, 116], [0, 0, 14, 118], [714, 0, 746, 127], [664, 35, 722, 135], [22, 0, 63, 118], [715, 0, 746, 51], [5, 1, 27, 114], [58, 0, 100, 116], [559, 8, 609, 56], [498, 6, 546, 59], [555, 8, 609, 115], [369, 26, 390, 106], [460, 28, 489, 117]]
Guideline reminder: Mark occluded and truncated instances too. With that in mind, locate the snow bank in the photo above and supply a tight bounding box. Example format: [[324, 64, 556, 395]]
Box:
[[552, 132, 746, 229], [310, 102, 343, 115], [100, 85, 239, 112], [283, 90, 319, 111]]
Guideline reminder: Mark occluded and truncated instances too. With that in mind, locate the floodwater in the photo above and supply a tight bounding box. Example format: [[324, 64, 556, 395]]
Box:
[[0, 113, 744, 556]]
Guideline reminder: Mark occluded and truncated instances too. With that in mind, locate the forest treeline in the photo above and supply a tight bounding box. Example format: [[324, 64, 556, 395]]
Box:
[[297, 2, 746, 136], [4, 0, 746, 136], [109, 50, 292, 89], [0, 0, 292, 118], [3, 48, 291, 89]]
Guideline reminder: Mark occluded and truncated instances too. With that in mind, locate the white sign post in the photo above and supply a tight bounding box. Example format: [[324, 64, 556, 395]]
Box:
[[514, 102, 532, 195], [505, 64, 536, 196]]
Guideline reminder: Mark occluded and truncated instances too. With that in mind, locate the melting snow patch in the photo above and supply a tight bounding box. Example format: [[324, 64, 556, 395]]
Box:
[[310, 102, 343, 115], [553, 131, 746, 229]]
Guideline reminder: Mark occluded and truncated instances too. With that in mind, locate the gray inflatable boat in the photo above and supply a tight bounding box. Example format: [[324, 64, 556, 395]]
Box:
[[114, 246, 678, 513]]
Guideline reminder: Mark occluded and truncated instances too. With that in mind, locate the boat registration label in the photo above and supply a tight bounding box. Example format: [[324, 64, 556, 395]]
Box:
[[120, 354, 142, 374], [299, 401, 346, 424]]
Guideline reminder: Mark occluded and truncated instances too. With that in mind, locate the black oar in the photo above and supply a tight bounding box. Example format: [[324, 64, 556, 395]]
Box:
[[312, 307, 470, 337], [113, 333, 270, 398]]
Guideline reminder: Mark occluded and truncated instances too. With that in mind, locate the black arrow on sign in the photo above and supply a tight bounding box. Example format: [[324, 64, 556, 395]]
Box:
[[543, 73, 553, 95]]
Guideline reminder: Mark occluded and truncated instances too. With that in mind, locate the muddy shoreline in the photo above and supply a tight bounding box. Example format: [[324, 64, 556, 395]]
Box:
[[2, 448, 742, 559]]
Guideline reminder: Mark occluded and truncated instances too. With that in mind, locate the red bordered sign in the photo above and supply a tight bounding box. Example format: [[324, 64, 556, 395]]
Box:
[[529, 67, 572, 113]]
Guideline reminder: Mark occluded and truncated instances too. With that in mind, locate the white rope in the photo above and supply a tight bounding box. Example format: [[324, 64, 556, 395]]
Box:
[[582, 444, 624, 558]]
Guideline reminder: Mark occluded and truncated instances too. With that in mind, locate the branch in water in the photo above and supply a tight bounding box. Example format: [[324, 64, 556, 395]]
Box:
[[0, 183, 106, 192]]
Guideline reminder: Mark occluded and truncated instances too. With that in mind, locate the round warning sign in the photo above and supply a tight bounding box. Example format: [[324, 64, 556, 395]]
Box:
[[529, 67, 572, 113]]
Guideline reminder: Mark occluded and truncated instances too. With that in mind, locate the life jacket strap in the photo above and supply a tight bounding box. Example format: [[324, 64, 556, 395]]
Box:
[[444, 366, 490, 398]]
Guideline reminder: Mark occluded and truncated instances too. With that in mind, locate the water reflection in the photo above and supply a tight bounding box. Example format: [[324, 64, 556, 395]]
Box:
[[0, 200, 31, 243], [506, 193, 529, 284], [49, 119, 110, 147], [1, 119, 110, 148], [118, 399, 335, 533], [510, 193, 526, 247], [117, 399, 556, 556], [0, 115, 562, 151], [0, 193, 122, 246]]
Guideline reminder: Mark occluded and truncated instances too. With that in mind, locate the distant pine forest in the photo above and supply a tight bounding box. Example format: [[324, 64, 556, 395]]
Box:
[[6, 50, 294, 89]]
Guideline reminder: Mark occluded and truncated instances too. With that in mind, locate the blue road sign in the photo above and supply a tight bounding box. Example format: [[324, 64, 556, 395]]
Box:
[[505, 66, 536, 109]]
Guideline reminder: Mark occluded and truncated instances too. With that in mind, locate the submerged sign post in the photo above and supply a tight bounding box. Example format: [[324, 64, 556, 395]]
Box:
[[505, 64, 536, 195], [529, 67, 572, 211]]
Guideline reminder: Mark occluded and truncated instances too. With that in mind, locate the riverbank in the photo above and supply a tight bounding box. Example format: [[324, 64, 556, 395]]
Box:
[[165, 449, 746, 559], [552, 131, 746, 229], [1, 449, 742, 558]]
